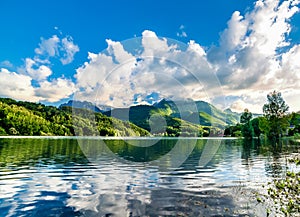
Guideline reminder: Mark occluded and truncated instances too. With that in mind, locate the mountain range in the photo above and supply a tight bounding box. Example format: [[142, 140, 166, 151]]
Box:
[[0, 97, 263, 137], [60, 99, 262, 136]]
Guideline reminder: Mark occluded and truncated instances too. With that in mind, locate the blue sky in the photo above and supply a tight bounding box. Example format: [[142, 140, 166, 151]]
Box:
[[0, 0, 300, 113]]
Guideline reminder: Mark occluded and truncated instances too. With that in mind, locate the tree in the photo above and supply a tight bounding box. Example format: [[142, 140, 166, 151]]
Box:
[[262, 91, 289, 138], [240, 108, 253, 138], [287, 112, 300, 136], [240, 108, 252, 124], [251, 117, 262, 138]]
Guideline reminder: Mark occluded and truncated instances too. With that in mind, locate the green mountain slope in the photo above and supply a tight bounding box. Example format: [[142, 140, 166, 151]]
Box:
[[0, 98, 149, 136], [102, 99, 241, 136], [0, 97, 246, 137], [154, 99, 240, 127], [103, 99, 241, 136], [104, 104, 206, 136]]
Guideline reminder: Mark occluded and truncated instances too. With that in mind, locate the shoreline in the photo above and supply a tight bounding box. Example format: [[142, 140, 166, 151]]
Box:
[[0, 135, 240, 140]]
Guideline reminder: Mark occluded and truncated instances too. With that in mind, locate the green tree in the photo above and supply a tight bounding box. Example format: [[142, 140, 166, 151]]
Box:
[[240, 108, 253, 138], [240, 108, 252, 124], [0, 127, 7, 135], [262, 91, 289, 138], [251, 117, 262, 138], [288, 112, 300, 136]]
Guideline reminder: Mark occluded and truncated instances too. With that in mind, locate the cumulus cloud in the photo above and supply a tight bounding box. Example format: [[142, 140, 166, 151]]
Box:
[[34, 35, 79, 65], [0, 34, 79, 103], [60, 36, 80, 64], [25, 58, 52, 81], [206, 0, 300, 112], [74, 0, 300, 113], [0, 67, 75, 103], [2, 0, 300, 112], [230, 98, 263, 114], [281, 44, 300, 82], [35, 78, 76, 102], [0, 68, 38, 101], [35, 35, 60, 58], [75, 30, 220, 108], [219, 11, 248, 52], [106, 39, 134, 63]]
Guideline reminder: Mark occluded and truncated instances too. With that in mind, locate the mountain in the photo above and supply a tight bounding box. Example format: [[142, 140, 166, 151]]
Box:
[[153, 99, 240, 127], [104, 104, 206, 137], [0, 98, 149, 137], [102, 99, 242, 136], [0, 97, 264, 137], [59, 100, 112, 112], [59, 99, 243, 129], [104, 105, 156, 131]]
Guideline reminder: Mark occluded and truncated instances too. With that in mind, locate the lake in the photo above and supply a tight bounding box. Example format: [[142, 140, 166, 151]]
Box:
[[0, 137, 299, 217]]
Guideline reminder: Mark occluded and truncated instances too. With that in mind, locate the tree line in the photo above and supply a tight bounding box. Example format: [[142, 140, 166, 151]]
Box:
[[1, 91, 299, 138], [0, 98, 206, 137], [0, 98, 149, 137], [224, 91, 300, 139]]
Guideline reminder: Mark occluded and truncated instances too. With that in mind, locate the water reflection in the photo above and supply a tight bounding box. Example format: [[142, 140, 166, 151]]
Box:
[[0, 138, 299, 216]]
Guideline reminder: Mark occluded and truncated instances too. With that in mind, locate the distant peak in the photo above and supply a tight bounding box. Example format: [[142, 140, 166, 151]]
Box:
[[224, 108, 233, 112]]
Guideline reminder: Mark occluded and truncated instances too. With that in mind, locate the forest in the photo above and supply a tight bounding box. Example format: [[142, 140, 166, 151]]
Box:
[[0, 98, 149, 137], [224, 91, 300, 139], [1, 91, 299, 139], [0, 98, 217, 137]]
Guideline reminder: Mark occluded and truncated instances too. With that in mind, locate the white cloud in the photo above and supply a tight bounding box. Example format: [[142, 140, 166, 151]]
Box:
[[35, 78, 76, 102], [34, 35, 79, 65], [141, 30, 171, 57], [0, 60, 13, 68], [281, 45, 300, 82], [0, 68, 75, 103], [230, 98, 263, 114], [35, 35, 60, 58], [106, 39, 134, 63], [187, 40, 206, 56], [74, 0, 300, 113], [76, 52, 123, 90], [0, 34, 79, 103], [25, 58, 52, 81], [74, 30, 221, 108], [60, 36, 80, 65], [176, 32, 187, 38], [0, 68, 38, 101], [247, 0, 298, 56], [220, 11, 248, 51], [283, 89, 300, 112], [2, 0, 300, 112], [206, 0, 300, 113], [177, 25, 188, 38]]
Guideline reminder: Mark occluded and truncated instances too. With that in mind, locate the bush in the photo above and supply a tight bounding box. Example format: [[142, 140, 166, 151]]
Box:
[[0, 127, 6, 135]]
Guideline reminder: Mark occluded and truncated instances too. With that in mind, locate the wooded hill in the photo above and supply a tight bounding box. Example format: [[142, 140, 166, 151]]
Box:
[[0, 98, 149, 136], [0, 97, 251, 137]]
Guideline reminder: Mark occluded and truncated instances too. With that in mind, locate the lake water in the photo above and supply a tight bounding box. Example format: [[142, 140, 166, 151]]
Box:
[[0, 137, 299, 217]]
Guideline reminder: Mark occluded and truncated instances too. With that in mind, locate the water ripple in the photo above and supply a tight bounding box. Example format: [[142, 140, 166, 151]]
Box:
[[0, 138, 299, 216]]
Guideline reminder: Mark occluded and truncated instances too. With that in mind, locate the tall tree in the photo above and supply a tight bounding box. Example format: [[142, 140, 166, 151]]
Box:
[[262, 91, 289, 138], [240, 108, 252, 124], [251, 117, 262, 138], [240, 108, 253, 138]]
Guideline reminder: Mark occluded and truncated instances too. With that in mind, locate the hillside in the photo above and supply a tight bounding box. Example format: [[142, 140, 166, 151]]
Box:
[[59, 100, 113, 112], [154, 99, 240, 127], [104, 104, 206, 137], [0, 97, 249, 137], [0, 98, 149, 137], [103, 99, 242, 136]]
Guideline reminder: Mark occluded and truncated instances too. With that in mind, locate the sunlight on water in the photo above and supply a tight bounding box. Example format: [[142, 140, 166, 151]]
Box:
[[0, 138, 299, 216]]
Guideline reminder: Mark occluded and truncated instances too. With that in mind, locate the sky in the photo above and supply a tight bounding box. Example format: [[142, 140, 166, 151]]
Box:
[[0, 0, 300, 113]]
